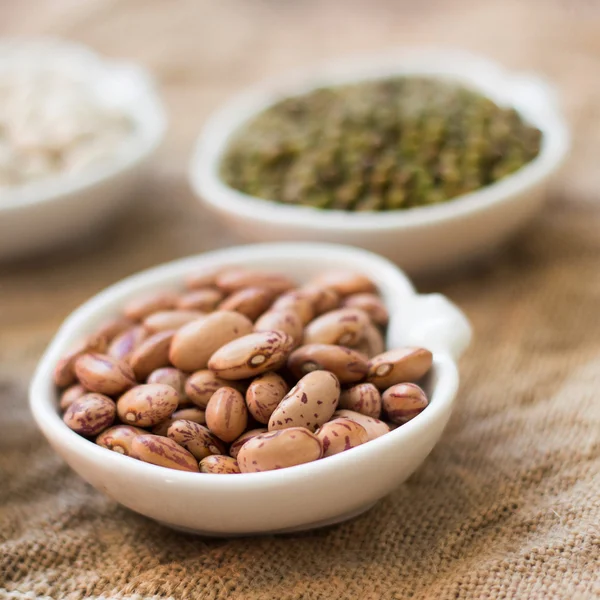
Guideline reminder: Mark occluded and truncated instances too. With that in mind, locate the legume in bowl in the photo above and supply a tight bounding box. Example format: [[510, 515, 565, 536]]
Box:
[[190, 49, 569, 273], [30, 242, 471, 535], [0, 38, 166, 260]]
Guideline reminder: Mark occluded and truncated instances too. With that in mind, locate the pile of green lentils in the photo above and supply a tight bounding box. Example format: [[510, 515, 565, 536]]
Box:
[[221, 77, 542, 211]]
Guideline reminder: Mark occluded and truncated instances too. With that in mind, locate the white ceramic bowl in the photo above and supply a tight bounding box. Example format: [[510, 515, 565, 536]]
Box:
[[0, 38, 167, 261], [190, 49, 570, 274], [30, 243, 472, 536]]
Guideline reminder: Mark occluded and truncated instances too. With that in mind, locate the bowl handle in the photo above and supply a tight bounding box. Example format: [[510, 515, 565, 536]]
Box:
[[391, 294, 472, 361]]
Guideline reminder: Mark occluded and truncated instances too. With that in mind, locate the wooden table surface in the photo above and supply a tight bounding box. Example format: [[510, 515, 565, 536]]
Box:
[[1, 0, 598, 413]]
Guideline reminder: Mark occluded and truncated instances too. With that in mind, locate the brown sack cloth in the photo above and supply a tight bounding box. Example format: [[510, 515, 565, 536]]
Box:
[[2, 209, 599, 599]]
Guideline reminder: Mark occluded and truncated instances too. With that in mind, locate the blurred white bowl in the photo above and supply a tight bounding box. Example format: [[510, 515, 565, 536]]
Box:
[[190, 49, 570, 273], [0, 38, 167, 260], [30, 242, 471, 536]]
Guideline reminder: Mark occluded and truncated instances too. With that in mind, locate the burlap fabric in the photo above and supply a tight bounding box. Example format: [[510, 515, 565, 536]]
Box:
[[1, 1, 600, 598], [3, 204, 600, 600]]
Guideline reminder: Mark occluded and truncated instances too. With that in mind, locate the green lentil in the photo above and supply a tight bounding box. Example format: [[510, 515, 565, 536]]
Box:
[[221, 77, 542, 211]]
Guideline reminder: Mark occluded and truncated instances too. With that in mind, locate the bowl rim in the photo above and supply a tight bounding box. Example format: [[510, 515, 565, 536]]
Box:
[[29, 242, 467, 490], [0, 37, 167, 213], [189, 47, 570, 231]]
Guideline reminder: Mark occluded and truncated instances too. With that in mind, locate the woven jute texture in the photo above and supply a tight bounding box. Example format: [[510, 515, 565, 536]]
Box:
[[1, 0, 600, 598], [2, 211, 600, 600]]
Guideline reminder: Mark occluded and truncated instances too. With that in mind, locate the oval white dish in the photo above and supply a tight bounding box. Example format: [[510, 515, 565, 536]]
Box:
[[0, 38, 167, 261], [30, 242, 472, 536], [190, 49, 570, 273]]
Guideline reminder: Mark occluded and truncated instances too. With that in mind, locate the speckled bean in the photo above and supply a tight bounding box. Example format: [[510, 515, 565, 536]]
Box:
[[129, 330, 175, 380], [199, 455, 241, 474], [237, 428, 323, 473], [299, 285, 340, 315], [96, 424, 146, 456], [354, 323, 385, 358], [342, 294, 389, 327], [171, 406, 206, 424], [208, 330, 294, 380], [287, 344, 369, 384], [74, 353, 135, 396], [95, 316, 135, 343], [169, 311, 253, 372], [268, 370, 340, 432], [53, 333, 108, 388], [63, 393, 116, 436], [216, 269, 295, 294], [177, 288, 224, 311], [229, 428, 268, 459], [205, 387, 248, 442], [59, 383, 86, 411], [151, 406, 207, 436], [308, 271, 376, 297], [245, 372, 289, 424], [147, 367, 187, 398], [107, 326, 148, 362], [143, 310, 205, 333], [338, 383, 382, 418], [131, 434, 199, 472], [315, 417, 369, 457], [333, 409, 390, 441], [271, 291, 315, 325], [185, 369, 245, 409], [167, 419, 225, 460], [123, 291, 179, 322], [367, 348, 433, 389], [116, 383, 179, 427], [184, 269, 221, 291], [382, 383, 429, 424], [303, 308, 370, 347], [218, 287, 275, 321], [254, 309, 303, 347]]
